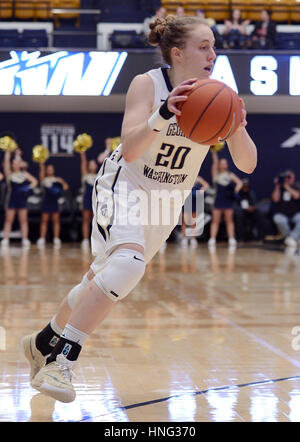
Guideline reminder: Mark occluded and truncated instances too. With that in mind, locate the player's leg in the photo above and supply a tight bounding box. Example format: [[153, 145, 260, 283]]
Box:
[[1, 208, 15, 246], [81, 209, 92, 249], [31, 243, 145, 402], [224, 208, 237, 247]]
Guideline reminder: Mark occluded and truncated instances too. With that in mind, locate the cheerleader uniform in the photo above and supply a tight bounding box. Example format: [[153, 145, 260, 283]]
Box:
[[82, 174, 96, 211], [41, 177, 63, 213], [7, 172, 31, 209], [213, 172, 235, 210]]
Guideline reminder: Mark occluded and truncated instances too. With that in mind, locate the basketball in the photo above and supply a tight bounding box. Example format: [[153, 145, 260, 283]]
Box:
[[177, 79, 243, 145]]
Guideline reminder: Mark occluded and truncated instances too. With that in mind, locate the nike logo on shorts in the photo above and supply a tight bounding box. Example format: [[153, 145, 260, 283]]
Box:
[[133, 255, 144, 262]]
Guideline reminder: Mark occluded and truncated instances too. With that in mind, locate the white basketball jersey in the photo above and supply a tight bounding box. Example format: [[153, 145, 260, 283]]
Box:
[[110, 67, 210, 192]]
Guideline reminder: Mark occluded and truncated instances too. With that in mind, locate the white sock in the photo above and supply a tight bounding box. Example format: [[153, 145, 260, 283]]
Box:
[[61, 323, 89, 347], [50, 315, 63, 336]]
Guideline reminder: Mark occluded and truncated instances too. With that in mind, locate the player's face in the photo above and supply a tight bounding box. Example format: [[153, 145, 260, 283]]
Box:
[[181, 25, 216, 79]]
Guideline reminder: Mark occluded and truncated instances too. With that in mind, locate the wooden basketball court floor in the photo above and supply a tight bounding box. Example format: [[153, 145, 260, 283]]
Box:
[[1, 242, 300, 422]]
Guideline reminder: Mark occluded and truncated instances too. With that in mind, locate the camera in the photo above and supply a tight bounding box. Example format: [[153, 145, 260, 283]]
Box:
[[277, 172, 288, 185]]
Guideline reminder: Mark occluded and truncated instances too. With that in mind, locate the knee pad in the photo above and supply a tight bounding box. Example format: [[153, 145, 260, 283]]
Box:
[[93, 249, 146, 302], [67, 272, 89, 309]]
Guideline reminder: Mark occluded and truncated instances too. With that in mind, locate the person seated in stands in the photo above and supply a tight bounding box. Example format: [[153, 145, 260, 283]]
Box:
[[234, 178, 264, 242], [271, 170, 300, 248], [195, 9, 223, 49], [250, 9, 277, 49], [223, 9, 250, 49], [175, 5, 185, 17], [142, 6, 166, 36]]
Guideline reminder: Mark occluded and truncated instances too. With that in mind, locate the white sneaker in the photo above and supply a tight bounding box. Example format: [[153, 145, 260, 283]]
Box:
[[22, 238, 31, 249], [228, 238, 237, 248], [159, 241, 167, 253], [81, 239, 90, 250], [208, 238, 216, 248], [53, 238, 61, 249], [31, 354, 76, 403], [1, 238, 9, 248], [37, 237, 45, 249], [22, 333, 46, 382], [181, 238, 188, 248], [284, 236, 297, 248], [190, 238, 198, 249]]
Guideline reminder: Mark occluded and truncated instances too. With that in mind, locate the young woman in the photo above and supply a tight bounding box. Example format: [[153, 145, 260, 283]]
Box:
[[181, 175, 209, 248], [80, 151, 98, 250], [208, 150, 243, 248], [223, 9, 250, 49], [22, 15, 257, 402], [37, 163, 69, 249], [1, 149, 38, 248]]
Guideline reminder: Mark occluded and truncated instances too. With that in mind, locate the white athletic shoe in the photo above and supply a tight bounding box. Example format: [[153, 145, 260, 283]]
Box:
[[37, 237, 45, 249], [284, 236, 297, 248], [31, 354, 76, 403], [181, 238, 188, 248], [208, 238, 216, 248], [53, 238, 61, 249], [22, 238, 31, 249], [228, 238, 237, 248], [1, 238, 9, 248], [22, 333, 46, 382], [190, 238, 198, 249]]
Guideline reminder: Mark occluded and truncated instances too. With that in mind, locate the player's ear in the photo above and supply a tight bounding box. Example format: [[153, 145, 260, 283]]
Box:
[[170, 47, 183, 63]]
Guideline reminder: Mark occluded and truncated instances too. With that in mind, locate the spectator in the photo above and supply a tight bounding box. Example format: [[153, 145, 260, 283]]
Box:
[[223, 9, 250, 49], [234, 178, 264, 242], [271, 170, 300, 248], [175, 5, 185, 17], [195, 9, 223, 49], [142, 6, 166, 36], [250, 9, 277, 49]]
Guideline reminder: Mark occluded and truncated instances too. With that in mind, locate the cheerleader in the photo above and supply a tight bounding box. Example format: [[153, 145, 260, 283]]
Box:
[[80, 152, 97, 250], [208, 150, 243, 248], [1, 149, 38, 248], [37, 163, 69, 249]]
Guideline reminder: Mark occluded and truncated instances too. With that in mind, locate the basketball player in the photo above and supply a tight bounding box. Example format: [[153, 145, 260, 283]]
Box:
[[208, 150, 243, 248], [80, 152, 98, 250], [22, 15, 257, 402], [37, 163, 69, 249], [1, 149, 38, 248]]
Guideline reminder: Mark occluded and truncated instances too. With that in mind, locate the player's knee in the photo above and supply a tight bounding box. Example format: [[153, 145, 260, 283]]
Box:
[[93, 249, 146, 302], [67, 272, 89, 309]]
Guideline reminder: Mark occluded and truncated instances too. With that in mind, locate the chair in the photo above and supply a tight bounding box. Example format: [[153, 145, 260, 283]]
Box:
[[109, 30, 142, 49], [0, 0, 13, 19], [52, 0, 80, 27], [269, 0, 291, 22], [14, 1, 35, 20], [290, 0, 300, 22], [0, 29, 20, 48], [203, 0, 230, 22], [35, 0, 53, 20], [246, 0, 271, 22], [229, 0, 250, 19], [21, 29, 49, 48], [276, 31, 300, 47]]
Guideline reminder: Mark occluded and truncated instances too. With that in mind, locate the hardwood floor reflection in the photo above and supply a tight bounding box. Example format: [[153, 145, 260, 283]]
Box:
[[1, 243, 300, 422]]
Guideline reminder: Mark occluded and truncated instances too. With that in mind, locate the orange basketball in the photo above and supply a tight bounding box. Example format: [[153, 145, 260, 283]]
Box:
[[177, 79, 243, 145]]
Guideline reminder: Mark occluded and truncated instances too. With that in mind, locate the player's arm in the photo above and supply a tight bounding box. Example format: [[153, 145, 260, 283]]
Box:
[[226, 101, 257, 174], [121, 75, 195, 163]]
